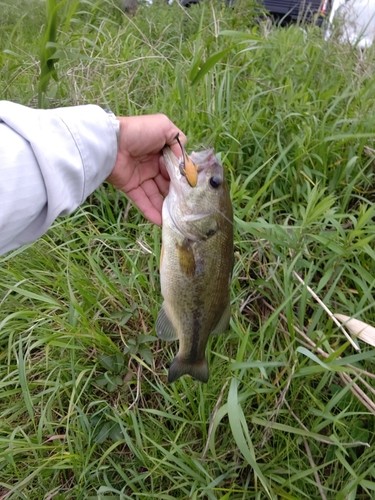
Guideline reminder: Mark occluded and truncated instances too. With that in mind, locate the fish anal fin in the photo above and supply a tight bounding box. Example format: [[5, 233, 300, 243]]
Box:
[[211, 301, 231, 336], [168, 355, 209, 383], [176, 239, 195, 277], [156, 304, 178, 341]]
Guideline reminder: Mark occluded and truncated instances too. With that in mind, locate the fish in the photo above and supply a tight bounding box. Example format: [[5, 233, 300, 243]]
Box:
[[156, 146, 233, 383]]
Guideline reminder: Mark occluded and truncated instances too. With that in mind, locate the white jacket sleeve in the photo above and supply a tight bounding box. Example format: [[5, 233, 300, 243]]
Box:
[[0, 101, 118, 255]]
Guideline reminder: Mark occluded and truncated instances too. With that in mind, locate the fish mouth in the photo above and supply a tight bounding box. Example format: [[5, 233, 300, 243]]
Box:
[[171, 134, 198, 188]]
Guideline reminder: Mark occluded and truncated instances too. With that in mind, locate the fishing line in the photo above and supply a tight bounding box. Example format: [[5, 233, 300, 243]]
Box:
[[201, 193, 235, 229]]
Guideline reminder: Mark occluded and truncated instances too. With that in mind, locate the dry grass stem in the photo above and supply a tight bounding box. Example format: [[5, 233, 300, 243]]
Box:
[[303, 437, 328, 500], [263, 302, 375, 414], [293, 271, 359, 351]]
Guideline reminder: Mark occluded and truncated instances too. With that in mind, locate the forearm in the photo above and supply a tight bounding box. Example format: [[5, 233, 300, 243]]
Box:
[[0, 101, 117, 255]]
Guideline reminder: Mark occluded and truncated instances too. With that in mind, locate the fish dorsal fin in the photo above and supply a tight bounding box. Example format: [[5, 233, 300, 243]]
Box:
[[211, 301, 231, 336], [156, 304, 179, 341]]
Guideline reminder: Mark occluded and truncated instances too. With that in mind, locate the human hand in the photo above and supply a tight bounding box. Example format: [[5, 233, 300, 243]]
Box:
[[106, 114, 186, 225]]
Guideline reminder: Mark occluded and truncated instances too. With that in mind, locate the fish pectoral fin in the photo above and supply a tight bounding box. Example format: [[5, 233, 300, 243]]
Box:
[[168, 355, 209, 383], [176, 239, 195, 276], [211, 301, 231, 336], [156, 305, 179, 341]]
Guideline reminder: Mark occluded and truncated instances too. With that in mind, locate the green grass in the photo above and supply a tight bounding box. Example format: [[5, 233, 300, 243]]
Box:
[[1, 0, 375, 498]]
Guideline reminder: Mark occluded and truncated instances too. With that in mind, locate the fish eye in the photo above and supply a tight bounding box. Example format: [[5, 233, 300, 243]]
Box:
[[209, 176, 222, 189]]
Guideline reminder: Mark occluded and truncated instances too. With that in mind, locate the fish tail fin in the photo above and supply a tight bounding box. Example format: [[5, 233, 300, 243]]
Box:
[[168, 355, 209, 383]]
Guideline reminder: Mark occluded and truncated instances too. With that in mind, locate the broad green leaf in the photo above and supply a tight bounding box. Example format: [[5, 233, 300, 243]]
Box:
[[191, 47, 233, 86]]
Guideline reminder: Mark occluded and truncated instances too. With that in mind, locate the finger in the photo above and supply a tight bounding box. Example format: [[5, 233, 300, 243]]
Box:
[[154, 169, 170, 197], [126, 184, 163, 226], [159, 156, 169, 179], [142, 178, 165, 214], [129, 156, 161, 187]]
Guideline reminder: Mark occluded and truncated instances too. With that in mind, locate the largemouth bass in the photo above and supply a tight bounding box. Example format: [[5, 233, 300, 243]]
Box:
[[156, 146, 233, 383]]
